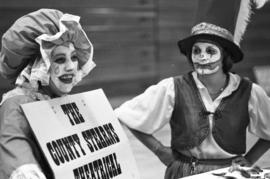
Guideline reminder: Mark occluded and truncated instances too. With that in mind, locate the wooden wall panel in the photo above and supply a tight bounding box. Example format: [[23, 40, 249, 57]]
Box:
[[157, 0, 197, 79], [0, 0, 155, 8], [1, 0, 270, 97], [84, 46, 156, 83], [158, 0, 198, 8]]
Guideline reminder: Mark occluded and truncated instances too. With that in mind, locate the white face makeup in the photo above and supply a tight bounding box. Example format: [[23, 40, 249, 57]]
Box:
[[191, 42, 223, 75], [49, 43, 79, 96]]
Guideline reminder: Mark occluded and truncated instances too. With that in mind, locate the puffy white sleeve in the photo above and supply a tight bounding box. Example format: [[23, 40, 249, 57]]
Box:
[[10, 164, 46, 179], [114, 78, 175, 134], [248, 83, 270, 140]]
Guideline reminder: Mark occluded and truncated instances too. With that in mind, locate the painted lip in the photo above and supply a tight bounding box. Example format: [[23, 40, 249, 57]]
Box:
[[58, 74, 75, 84], [193, 61, 219, 69]]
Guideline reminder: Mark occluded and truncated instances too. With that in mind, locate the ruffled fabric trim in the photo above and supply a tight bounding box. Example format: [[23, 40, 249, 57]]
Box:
[[15, 13, 95, 89], [9, 163, 46, 179]]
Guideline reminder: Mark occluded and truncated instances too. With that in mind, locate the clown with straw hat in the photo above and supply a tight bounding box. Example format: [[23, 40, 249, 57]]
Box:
[[115, 0, 270, 178]]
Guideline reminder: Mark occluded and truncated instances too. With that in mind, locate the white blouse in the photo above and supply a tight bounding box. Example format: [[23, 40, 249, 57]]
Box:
[[115, 72, 270, 159]]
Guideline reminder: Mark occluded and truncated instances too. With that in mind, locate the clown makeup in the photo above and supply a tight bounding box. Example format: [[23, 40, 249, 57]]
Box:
[[49, 43, 79, 96], [191, 42, 223, 75]]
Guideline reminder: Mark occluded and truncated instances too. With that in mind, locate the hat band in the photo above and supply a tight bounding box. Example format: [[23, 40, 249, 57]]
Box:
[[191, 22, 234, 42]]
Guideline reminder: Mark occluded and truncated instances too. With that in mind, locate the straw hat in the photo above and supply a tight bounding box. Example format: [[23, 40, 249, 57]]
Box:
[[178, 0, 268, 63]]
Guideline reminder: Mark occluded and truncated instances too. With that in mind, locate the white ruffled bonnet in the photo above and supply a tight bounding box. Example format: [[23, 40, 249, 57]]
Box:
[[0, 8, 95, 89]]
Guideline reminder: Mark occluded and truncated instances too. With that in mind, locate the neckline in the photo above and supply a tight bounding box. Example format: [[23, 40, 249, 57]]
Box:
[[208, 74, 229, 96]]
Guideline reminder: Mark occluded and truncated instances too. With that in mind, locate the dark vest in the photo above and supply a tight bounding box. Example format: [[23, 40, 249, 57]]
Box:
[[170, 72, 252, 154]]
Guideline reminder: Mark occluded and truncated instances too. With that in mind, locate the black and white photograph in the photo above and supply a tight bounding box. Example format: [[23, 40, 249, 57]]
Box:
[[0, 0, 270, 178]]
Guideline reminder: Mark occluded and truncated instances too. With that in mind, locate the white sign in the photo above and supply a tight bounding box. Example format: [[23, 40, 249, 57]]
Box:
[[21, 89, 140, 179]]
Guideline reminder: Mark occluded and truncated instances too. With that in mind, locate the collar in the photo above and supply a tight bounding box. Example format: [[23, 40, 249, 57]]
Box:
[[192, 71, 241, 96], [0, 85, 51, 105]]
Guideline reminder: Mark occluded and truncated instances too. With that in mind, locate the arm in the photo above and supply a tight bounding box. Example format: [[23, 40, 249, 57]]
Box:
[[233, 138, 270, 167], [244, 138, 270, 165], [128, 127, 174, 166], [242, 83, 270, 167], [115, 78, 175, 165], [0, 97, 46, 179]]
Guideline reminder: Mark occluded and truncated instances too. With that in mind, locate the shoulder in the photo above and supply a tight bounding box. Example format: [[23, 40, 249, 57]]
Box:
[[228, 73, 252, 90], [236, 75, 267, 95], [1, 94, 36, 111], [0, 95, 37, 135], [0, 87, 43, 108], [0, 93, 38, 132], [156, 77, 174, 88], [117, 77, 175, 109], [238, 76, 253, 91], [144, 77, 175, 97], [173, 73, 186, 81], [171, 73, 192, 90], [251, 83, 268, 97], [141, 77, 175, 94]]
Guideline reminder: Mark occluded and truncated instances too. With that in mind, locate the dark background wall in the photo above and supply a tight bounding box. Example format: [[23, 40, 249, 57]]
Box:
[[1, 0, 270, 99]]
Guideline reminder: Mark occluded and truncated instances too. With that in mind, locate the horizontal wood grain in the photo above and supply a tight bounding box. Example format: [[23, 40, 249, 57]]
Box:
[[0, 0, 155, 8], [0, 0, 270, 98]]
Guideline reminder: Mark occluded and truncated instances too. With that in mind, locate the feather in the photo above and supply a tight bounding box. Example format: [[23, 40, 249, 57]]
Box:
[[234, 0, 252, 46], [234, 0, 269, 45], [253, 0, 269, 8]]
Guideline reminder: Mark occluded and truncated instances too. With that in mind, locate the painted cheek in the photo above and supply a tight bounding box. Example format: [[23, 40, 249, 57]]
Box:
[[192, 53, 210, 64], [192, 54, 203, 63], [52, 64, 65, 77], [209, 54, 221, 63], [192, 53, 220, 64], [54, 66, 60, 76]]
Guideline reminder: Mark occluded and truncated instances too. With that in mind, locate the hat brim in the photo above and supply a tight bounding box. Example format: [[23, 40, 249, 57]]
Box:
[[177, 34, 243, 63]]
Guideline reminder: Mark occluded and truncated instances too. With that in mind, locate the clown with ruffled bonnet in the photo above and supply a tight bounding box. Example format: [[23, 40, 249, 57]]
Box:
[[0, 9, 95, 179]]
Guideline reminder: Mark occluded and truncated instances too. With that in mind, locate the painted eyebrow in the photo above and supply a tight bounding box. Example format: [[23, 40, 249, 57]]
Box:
[[52, 53, 65, 59], [51, 50, 77, 58], [71, 51, 77, 56], [206, 46, 218, 51], [192, 45, 200, 49]]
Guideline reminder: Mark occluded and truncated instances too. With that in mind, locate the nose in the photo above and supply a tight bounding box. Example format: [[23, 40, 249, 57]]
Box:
[[65, 59, 76, 71], [199, 52, 206, 59], [198, 52, 209, 62]]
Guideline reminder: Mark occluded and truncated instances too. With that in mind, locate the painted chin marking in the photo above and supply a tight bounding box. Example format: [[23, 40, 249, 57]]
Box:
[[194, 61, 219, 69], [196, 66, 219, 75], [58, 74, 74, 84]]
